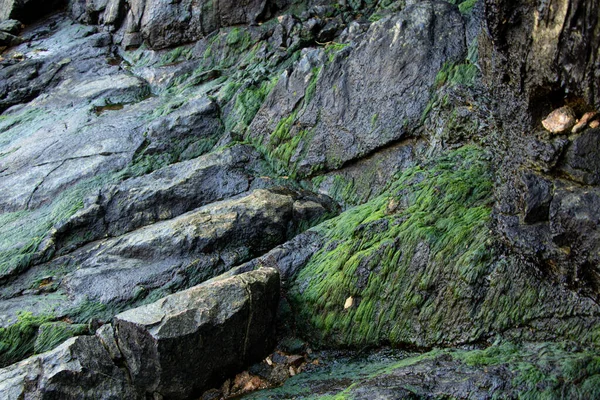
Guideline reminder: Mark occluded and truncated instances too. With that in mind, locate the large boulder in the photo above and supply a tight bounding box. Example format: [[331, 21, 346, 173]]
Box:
[[113, 268, 280, 399], [55, 188, 329, 306]]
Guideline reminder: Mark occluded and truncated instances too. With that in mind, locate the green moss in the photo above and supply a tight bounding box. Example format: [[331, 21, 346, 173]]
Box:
[[0, 312, 53, 367], [457, 0, 477, 14], [226, 78, 278, 133], [249, 342, 600, 399], [33, 321, 88, 354], [159, 45, 193, 66], [226, 27, 252, 50], [0, 173, 117, 277], [451, 342, 600, 398], [289, 146, 494, 347], [325, 42, 349, 63], [422, 58, 479, 122]]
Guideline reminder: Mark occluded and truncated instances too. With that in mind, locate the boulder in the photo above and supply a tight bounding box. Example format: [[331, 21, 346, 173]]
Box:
[[0, 335, 137, 399], [0, 19, 21, 34], [113, 268, 280, 399], [542, 106, 576, 134], [59, 188, 330, 306]]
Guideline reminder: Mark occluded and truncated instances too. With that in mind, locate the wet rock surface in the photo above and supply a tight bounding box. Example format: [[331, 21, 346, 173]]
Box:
[[0, 0, 599, 398], [114, 268, 279, 399], [0, 268, 279, 399]]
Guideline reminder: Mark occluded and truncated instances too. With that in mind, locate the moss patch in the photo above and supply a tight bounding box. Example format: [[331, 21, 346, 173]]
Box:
[[33, 321, 88, 354], [289, 146, 494, 347], [0, 174, 117, 278], [0, 312, 53, 367]]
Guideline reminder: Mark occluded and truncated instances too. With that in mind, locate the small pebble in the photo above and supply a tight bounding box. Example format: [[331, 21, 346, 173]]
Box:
[[542, 106, 576, 134], [572, 111, 598, 133], [344, 296, 354, 309]]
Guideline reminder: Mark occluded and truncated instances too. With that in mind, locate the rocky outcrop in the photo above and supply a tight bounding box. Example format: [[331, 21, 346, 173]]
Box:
[[0, 335, 137, 399], [70, 0, 296, 49], [58, 188, 327, 306], [1, 0, 599, 398], [0, 268, 279, 399], [114, 268, 279, 398], [249, 1, 466, 177]]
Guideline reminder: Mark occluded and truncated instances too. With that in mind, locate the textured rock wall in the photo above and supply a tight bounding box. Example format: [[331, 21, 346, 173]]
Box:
[[0, 268, 280, 399]]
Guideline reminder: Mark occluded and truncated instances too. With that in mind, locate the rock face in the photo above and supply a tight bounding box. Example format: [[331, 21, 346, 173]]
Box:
[[250, 1, 466, 176], [70, 0, 295, 49], [0, 0, 600, 398], [0, 268, 279, 399], [114, 268, 279, 398], [0, 335, 137, 399]]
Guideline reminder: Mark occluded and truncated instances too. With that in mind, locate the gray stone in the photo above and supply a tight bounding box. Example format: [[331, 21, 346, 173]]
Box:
[[49, 144, 263, 253], [59, 189, 327, 305], [233, 230, 326, 285], [250, 1, 466, 177], [112, 0, 274, 50], [0, 30, 20, 46], [95, 323, 122, 361], [0, 19, 21, 34], [114, 268, 280, 399], [0, 336, 137, 399]]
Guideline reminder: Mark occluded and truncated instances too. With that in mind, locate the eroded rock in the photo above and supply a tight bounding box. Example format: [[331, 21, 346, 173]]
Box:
[[250, 1, 466, 177], [0, 335, 137, 399], [114, 268, 280, 399]]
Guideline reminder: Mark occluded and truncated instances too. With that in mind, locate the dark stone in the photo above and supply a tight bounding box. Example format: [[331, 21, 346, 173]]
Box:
[[113, 268, 280, 399], [521, 172, 553, 223], [0, 19, 21, 34], [560, 128, 600, 185], [0, 336, 137, 399], [483, 0, 600, 111], [250, 1, 466, 177]]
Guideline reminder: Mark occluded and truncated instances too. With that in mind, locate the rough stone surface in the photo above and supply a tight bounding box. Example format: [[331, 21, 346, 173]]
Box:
[[250, 1, 465, 176], [48, 144, 264, 253], [0, 336, 137, 399], [56, 188, 327, 306], [0, 0, 599, 398], [114, 268, 280, 399]]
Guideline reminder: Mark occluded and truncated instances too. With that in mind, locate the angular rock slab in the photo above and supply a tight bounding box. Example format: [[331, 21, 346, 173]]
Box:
[[114, 268, 279, 399], [0, 335, 136, 399], [250, 1, 466, 176]]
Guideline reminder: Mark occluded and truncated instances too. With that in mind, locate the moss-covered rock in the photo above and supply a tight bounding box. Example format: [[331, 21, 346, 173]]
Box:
[[242, 341, 600, 399], [288, 146, 600, 348]]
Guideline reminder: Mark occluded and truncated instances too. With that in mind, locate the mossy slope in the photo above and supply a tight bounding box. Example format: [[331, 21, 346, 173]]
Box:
[[244, 341, 600, 399], [289, 146, 600, 348]]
